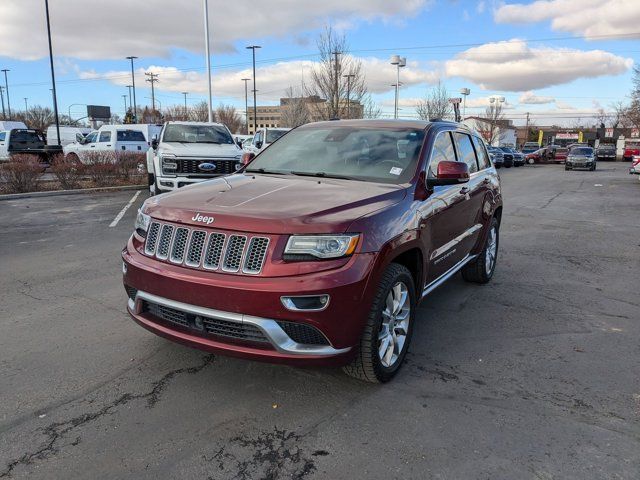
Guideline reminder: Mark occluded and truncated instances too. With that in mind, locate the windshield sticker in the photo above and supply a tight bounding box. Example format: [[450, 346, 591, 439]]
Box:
[[390, 167, 403, 175]]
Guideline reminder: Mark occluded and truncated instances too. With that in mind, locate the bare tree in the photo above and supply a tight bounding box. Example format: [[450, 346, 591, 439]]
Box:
[[280, 86, 311, 128], [306, 26, 367, 120], [626, 66, 640, 128], [163, 105, 189, 122], [415, 82, 453, 121], [14, 106, 55, 131], [216, 105, 243, 133], [480, 101, 505, 145], [361, 95, 382, 119], [189, 101, 212, 122]]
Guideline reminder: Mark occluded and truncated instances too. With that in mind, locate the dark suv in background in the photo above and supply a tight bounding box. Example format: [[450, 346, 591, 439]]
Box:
[[596, 143, 616, 161], [123, 120, 503, 383]]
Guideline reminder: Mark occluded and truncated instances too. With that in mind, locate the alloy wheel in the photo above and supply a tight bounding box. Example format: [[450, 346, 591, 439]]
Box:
[[378, 282, 410, 368], [485, 226, 498, 275]]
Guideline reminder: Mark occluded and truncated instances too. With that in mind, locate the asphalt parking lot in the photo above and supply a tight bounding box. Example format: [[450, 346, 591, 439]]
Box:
[[1, 163, 639, 479]]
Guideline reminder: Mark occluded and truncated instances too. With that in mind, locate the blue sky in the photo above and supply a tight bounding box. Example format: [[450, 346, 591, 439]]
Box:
[[0, 0, 638, 126]]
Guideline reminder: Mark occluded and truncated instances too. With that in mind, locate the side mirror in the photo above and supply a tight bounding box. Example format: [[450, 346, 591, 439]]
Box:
[[76, 133, 85, 143], [427, 160, 470, 188], [255, 141, 263, 150], [241, 152, 255, 165], [151, 138, 158, 150]]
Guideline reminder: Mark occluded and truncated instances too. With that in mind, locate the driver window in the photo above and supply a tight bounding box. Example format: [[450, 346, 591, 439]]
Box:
[[85, 132, 98, 144], [428, 131, 456, 177], [254, 131, 262, 145]]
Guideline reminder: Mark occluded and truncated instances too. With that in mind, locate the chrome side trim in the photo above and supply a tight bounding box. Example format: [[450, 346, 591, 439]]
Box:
[[131, 290, 350, 357], [430, 223, 483, 261], [422, 254, 478, 298]]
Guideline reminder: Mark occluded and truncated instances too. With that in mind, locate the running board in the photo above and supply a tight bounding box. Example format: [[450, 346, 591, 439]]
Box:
[[422, 254, 478, 298]]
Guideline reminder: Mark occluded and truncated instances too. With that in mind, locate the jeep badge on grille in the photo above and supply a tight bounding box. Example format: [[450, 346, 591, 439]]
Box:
[[191, 213, 214, 224]]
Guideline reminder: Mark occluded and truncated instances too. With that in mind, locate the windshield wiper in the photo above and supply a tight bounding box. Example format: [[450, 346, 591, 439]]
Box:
[[289, 171, 355, 180], [245, 168, 286, 175]]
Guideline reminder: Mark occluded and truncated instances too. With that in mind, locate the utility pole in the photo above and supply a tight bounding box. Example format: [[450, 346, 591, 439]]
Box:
[[126, 56, 138, 123], [241, 78, 250, 134], [126, 85, 133, 112], [145, 72, 159, 111], [122, 95, 128, 115], [203, 0, 213, 122], [343, 73, 355, 119], [525, 112, 530, 144], [0, 86, 5, 119], [24, 97, 28, 111], [331, 51, 341, 117], [182, 92, 188, 120], [1, 70, 11, 119], [44, 0, 60, 146], [246, 45, 261, 134]]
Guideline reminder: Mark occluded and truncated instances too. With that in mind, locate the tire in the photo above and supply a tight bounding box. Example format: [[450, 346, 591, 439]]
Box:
[[343, 263, 416, 383], [462, 217, 499, 284], [565, 164, 570, 171], [66, 153, 81, 166], [528, 158, 535, 165]]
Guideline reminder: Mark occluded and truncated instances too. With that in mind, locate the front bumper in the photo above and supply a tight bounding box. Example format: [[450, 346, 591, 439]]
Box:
[[155, 175, 215, 192], [566, 160, 595, 169], [122, 237, 378, 366]]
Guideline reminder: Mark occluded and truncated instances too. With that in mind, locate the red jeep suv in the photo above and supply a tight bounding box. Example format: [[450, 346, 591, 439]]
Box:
[[122, 120, 502, 382]]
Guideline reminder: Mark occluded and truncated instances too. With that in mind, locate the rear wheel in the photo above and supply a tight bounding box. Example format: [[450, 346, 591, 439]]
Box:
[[462, 217, 499, 284], [343, 263, 416, 383], [565, 164, 571, 171], [528, 157, 535, 164]]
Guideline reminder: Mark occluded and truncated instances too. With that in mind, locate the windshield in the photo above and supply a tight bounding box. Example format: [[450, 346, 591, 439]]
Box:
[[246, 126, 425, 184], [163, 124, 234, 144], [266, 129, 288, 143], [599, 145, 615, 150], [571, 148, 593, 155]]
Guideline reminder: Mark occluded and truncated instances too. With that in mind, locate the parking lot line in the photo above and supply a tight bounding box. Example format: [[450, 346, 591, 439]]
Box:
[[109, 191, 141, 228]]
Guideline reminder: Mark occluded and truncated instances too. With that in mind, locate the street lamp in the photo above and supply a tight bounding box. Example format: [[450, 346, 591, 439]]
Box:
[[203, 0, 213, 122], [126, 56, 138, 123], [182, 92, 188, 119], [390, 55, 406, 120], [460, 88, 470, 120], [122, 94, 128, 115], [24, 97, 28, 112], [343, 73, 355, 119], [126, 85, 133, 112], [241, 78, 250, 133], [1, 69, 11, 119], [44, 0, 60, 145], [246, 45, 261, 134]]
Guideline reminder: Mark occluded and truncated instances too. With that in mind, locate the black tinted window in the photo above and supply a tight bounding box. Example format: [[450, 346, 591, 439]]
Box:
[[117, 130, 146, 142], [0, 132, 5, 141], [453, 132, 478, 174], [472, 136, 491, 170], [428, 131, 456, 177]]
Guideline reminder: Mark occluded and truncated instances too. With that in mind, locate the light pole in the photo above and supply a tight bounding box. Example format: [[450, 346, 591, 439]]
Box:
[[1, 69, 11, 119], [44, 0, 60, 145], [488, 96, 505, 145], [0, 86, 5, 119], [146, 97, 161, 111], [460, 88, 470, 120], [390, 55, 406, 120], [126, 85, 132, 112], [203, 0, 213, 122], [241, 78, 250, 133], [343, 73, 355, 119], [126, 56, 138, 123], [122, 94, 127, 115], [246, 46, 261, 134], [68, 103, 87, 124], [24, 97, 28, 111], [182, 92, 188, 119]]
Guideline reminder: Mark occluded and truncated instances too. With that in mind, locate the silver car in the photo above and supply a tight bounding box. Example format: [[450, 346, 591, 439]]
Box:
[[565, 147, 596, 171]]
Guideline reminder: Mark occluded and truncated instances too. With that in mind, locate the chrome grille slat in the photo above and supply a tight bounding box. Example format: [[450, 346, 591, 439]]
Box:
[[170, 228, 190, 264], [156, 224, 175, 260], [144, 222, 161, 255], [222, 235, 247, 272], [243, 237, 270, 274], [203, 233, 226, 270], [143, 222, 269, 275], [185, 230, 207, 267]]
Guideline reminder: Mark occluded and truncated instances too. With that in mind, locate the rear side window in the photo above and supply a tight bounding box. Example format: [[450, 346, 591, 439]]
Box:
[[452, 132, 478, 174], [428, 131, 456, 177], [99, 131, 111, 142], [471, 136, 491, 170], [0, 132, 5, 141], [117, 130, 146, 142]]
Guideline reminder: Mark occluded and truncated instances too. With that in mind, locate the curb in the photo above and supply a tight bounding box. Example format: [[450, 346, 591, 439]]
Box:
[[0, 185, 147, 201]]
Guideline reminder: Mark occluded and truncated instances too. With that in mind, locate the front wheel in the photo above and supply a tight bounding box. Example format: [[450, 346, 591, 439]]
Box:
[[462, 217, 499, 284], [344, 263, 416, 383]]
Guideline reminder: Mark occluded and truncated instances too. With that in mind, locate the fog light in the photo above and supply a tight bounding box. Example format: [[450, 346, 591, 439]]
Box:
[[281, 295, 330, 312]]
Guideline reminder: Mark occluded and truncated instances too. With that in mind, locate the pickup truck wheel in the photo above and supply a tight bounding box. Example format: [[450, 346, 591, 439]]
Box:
[[343, 263, 415, 383], [66, 153, 80, 166], [462, 217, 499, 284]]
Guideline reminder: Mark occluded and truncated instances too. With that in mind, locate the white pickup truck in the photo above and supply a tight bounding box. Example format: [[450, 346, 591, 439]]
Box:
[[243, 127, 290, 154], [63, 125, 149, 163], [147, 121, 243, 194]]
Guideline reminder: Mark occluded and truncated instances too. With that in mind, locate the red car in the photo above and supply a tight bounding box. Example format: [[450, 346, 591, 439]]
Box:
[[623, 141, 640, 162], [122, 120, 503, 382]]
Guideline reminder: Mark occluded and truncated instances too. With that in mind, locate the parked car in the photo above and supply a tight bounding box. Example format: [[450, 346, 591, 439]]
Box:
[[628, 156, 640, 174], [622, 140, 640, 162], [46, 125, 92, 147], [498, 147, 515, 168], [63, 126, 149, 164], [512, 148, 525, 167], [147, 121, 243, 194], [244, 127, 291, 154], [596, 143, 617, 161], [0, 128, 61, 164], [0, 121, 27, 131], [553, 147, 568, 163], [123, 119, 503, 383], [487, 146, 504, 168], [521, 142, 540, 154], [565, 147, 596, 171]]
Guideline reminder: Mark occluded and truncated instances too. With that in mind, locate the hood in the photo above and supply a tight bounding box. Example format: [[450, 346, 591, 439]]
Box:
[[145, 173, 407, 234], [158, 142, 242, 157]]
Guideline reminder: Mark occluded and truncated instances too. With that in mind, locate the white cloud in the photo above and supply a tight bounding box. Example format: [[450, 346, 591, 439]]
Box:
[[494, 0, 640, 40], [0, 0, 431, 60], [79, 57, 439, 103], [444, 39, 633, 91], [519, 91, 555, 104]]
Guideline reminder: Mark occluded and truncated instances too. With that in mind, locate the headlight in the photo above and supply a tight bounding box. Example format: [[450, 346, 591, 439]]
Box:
[[161, 154, 177, 172], [284, 234, 360, 259], [135, 209, 151, 237]]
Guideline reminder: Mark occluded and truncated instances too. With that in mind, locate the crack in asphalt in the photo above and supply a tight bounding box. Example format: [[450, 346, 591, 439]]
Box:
[[0, 354, 215, 478]]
